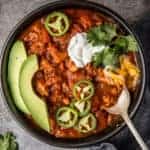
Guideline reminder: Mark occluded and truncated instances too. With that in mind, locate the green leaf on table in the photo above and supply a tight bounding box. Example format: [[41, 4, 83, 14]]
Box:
[[0, 132, 18, 150]]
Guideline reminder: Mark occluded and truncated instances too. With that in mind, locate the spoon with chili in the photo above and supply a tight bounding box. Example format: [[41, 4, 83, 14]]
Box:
[[104, 87, 148, 150]]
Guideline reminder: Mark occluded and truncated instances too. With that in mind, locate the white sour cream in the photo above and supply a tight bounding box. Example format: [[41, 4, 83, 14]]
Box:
[[67, 32, 105, 68]]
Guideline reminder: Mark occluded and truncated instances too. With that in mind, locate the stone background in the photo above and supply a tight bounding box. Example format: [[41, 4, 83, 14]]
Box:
[[0, 0, 150, 149]]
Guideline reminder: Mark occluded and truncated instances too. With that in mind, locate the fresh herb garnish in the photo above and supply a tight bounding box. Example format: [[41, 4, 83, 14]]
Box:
[[92, 52, 103, 67], [113, 36, 128, 52], [88, 23, 138, 67], [125, 35, 138, 51], [87, 23, 117, 46], [0, 132, 18, 150], [92, 47, 119, 67], [102, 48, 119, 67]]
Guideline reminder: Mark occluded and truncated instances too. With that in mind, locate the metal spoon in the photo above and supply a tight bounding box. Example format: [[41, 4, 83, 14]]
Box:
[[104, 87, 149, 150]]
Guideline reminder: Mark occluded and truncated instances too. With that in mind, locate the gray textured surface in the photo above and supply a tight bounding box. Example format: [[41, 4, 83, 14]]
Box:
[[0, 0, 150, 149]]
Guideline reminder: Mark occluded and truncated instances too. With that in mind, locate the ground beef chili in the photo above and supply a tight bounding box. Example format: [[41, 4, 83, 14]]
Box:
[[19, 8, 138, 138]]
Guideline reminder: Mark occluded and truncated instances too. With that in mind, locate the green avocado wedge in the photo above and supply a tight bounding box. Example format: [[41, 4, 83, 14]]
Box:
[[19, 55, 50, 132], [8, 40, 30, 114]]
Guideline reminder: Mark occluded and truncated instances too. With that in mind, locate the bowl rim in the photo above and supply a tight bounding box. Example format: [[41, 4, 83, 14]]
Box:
[[0, 0, 146, 148]]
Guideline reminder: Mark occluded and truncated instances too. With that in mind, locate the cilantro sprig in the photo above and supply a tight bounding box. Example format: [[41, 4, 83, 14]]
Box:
[[87, 23, 117, 46], [92, 47, 119, 67], [0, 132, 18, 150], [87, 23, 138, 67], [125, 35, 138, 51]]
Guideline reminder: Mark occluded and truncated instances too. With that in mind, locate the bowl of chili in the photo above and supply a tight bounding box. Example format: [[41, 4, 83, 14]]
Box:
[[0, 0, 146, 148]]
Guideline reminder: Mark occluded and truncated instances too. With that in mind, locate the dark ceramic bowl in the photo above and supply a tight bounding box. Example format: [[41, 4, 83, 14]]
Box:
[[0, 0, 146, 148]]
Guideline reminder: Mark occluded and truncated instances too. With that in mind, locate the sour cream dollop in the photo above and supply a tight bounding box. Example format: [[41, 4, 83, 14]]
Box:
[[67, 32, 105, 68]]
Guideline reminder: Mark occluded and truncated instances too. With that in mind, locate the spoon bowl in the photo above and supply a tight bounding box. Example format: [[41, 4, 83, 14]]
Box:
[[105, 87, 130, 115], [105, 87, 148, 150]]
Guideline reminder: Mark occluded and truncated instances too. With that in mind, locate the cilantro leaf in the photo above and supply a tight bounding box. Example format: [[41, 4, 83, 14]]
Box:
[[101, 23, 117, 40], [92, 48, 119, 67], [92, 52, 103, 67], [0, 132, 18, 150], [87, 23, 117, 46], [0, 133, 10, 150], [87, 26, 102, 46], [102, 48, 119, 67], [125, 35, 138, 51], [113, 36, 128, 51]]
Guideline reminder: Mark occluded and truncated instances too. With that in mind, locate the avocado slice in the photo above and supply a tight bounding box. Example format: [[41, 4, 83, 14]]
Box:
[[8, 40, 30, 114], [20, 55, 50, 132]]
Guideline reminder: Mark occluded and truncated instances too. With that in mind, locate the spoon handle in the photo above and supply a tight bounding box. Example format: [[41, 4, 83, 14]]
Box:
[[122, 113, 149, 150]]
